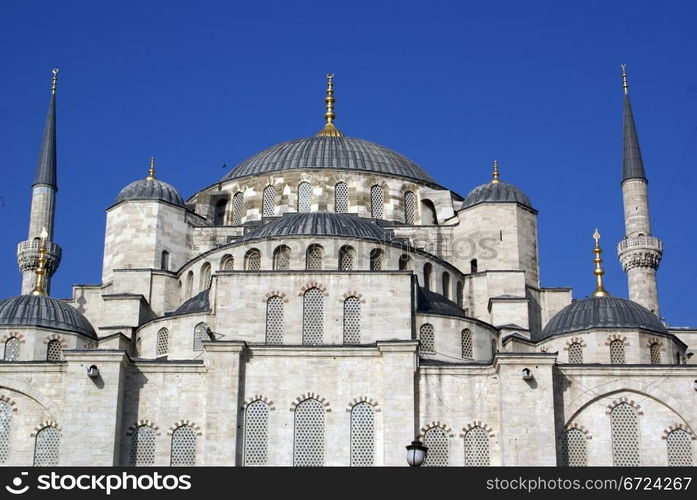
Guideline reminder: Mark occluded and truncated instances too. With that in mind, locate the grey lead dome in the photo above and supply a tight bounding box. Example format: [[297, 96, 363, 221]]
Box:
[[461, 181, 533, 210], [0, 295, 96, 339], [114, 178, 185, 206]]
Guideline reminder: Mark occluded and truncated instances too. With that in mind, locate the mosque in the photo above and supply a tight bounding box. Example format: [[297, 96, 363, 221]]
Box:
[[0, 68, 695, 466]]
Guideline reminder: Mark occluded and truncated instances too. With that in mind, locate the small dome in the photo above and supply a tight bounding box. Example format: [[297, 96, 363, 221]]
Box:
[[417, 287, 467, 319], [114, 177, 184, 206], [0, 295, 97, 338], [539, 295, 666, 340], [222, 136, 437, 185], [171, 289, 210, 316], [461, 181, 533, 210]]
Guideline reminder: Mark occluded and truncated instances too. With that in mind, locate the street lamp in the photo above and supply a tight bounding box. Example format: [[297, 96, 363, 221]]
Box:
[[406, 439, 428, 467]]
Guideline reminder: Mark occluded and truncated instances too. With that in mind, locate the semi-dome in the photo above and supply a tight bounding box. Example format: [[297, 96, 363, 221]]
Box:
[[114, 177, 185, 206], [461, 181, 533, 210], [538, 295, 667, 340], [221, 136, 437, 185], [0, 294, 97, 338]]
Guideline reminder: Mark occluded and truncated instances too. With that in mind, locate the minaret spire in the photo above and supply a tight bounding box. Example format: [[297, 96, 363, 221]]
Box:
[[621, 65, 647, 183], [33, 68, 58, 189], [592, 229, 608, 297], [316, 73, 344, 137]]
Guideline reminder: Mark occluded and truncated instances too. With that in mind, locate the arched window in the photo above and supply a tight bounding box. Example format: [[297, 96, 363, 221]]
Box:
[[611, 403, 640, 466], [298, 182, 312, 213], [231, 192, 244, 225], [649, 343, 661, 365], [338, 246, 354, 271], [491, 338, 497, 358], [170, 425, 196, 466], [0, 401, 12, 464], [421, 199, 437, 225], [306, 244, 323, 270], [46, 339, 62, 362], [568, 343, 584, 364], [610, 340, 625, 364], [423, 427, 448, 466], [200, 262, 211, 290], [423, 263, 433, 291], [369, 249, 383, 271], [350, 402, 375, 466], [245, 249, 261, 271], [335, 182, 348, 213], [464, 426, 490, 466], [343, 296, 361, 344], [560, 428, 587, 467], [33, 426, 60, 466], [456, 281, 464, 308], [186, 271, 194, 297], [214, 199, 228, 225], [461, 329, 473, 358], [293, 398, 325, 466], [442, 272, 451, 299], [266, 296, 284, 344], [470, 258, 478, 273], [262, 185, 276, 217], [398, 254, 411, 271], [161, 250, 170, 271], [420, 324, 435, 353], [666, 429, 693, 466], [370, 185, 384, 219], [193, 322, 208, 351], [244, 400, 270, 466], [130, 425, 156, 466], [404, 191, 416, 224], [302, 288, 324, 345], [220, 255, 234, 271], [273, 245, 291, 270], [4, 337, 20, 362], [157, 328, 169, 357]]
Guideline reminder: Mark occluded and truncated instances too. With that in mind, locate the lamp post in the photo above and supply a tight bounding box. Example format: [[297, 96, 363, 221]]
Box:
[[406, 439, 428, 467]]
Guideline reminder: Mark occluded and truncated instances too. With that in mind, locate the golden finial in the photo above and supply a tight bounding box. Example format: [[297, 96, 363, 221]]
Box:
[[50, 68, 59, 95], [31, 228, 49, 296], [491, 160, 500, 184], [316, 73, 344, 137], [621, 64, 628, 95], [147, 157, 156, 180], [592, 228, 609, 297]]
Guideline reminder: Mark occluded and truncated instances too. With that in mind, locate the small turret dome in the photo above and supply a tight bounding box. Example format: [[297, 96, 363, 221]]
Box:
[[0, 294, 97, 338], [461, 161, 533, 210], [114, 158, 185, 207]]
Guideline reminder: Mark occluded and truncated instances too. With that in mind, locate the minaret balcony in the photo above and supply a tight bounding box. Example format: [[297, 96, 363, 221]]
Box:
[[617, 235, 663, 254], [17, 239, 62, 275], [617, 235, 662, 272]]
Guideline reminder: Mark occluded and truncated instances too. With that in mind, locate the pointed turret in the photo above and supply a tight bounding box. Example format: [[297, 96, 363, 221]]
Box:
[[621, 65, 647, 183], [33, 69, 58, 188]]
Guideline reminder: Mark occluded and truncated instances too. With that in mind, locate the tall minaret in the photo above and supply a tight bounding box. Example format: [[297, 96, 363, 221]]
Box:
[[16, 69, 62, 294], [616, 64, 662, 315]]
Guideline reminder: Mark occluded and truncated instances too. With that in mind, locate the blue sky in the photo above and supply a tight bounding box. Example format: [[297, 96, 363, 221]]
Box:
[[1, 1, 696, 326]]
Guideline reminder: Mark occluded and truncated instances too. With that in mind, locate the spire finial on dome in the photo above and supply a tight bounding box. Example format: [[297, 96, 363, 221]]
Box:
[[592, 228, 609, 297], [31, 228, 49, 296], [147, 157, 156, 180], [51, 68, 59, 95], [491, 160, 500, 184], [621, 64, 628, 95], [316, 73, 344, 137]]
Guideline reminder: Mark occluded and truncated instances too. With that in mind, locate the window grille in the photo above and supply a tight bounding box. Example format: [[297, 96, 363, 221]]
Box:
[[221, 255, 234, 271], [303, 288, 324, 345], [193, 323, 208, 351], [298, 182, 312, 213], [442, 272, 450, 299], [170, 426, 196, 466], [273, 246, 291, 270], [423, 263, 432, 291], [46, 340, 62, 362], [262, 185, 276, 217], [156, 328, 169, 357], [4, 337, 20, 361], [610, 340, 625, 364], [350, 403, 374, 466], [369, 249, 383, 271], [130, 425, 156, 466], [339, 246, 354, 271], [306, 245, 323, 270], [464, 426, 490, 466], [650, 343, 661, 365], [568, 343, 584, 364], [423, 427, 448, 466], [200, 263, 211, 290], [666, 429, 692, 466], [560, 428, 587, 466], [34, 426, 60, 466], [611, 403, 640, 466], [232, 192, 244, 225], [420, 324, 435, 353], [343, 297, 361, 344], [0, 402, 12, 463], [404, 191, 416, 224], [266, 296, 284, 344], [245, 249, 261, 271], [335, 182, 348, 213], [370, 185, 384, 219], [293, 399, 325, 466], [461, 329, 473, 358], [244, 401, 269, 466]]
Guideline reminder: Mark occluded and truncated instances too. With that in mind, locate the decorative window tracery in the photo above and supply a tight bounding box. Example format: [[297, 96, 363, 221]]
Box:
[[343, 296, 361, 344], [335, 182, 348, 213]]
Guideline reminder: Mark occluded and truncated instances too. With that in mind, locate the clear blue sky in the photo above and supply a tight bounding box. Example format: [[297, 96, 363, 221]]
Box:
[[1, 1, 696, 326]]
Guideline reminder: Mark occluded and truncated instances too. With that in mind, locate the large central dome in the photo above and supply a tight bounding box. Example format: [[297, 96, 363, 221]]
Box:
[[221, 136, 436, 185]]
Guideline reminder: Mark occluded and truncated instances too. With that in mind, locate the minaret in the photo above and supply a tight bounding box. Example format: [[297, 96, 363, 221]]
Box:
[[616, 64, 662, 315], [16, 69, 62, 294]]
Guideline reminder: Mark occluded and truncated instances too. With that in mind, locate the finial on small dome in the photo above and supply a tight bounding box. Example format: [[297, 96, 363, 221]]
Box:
[[30, 228, 49, 296], [51, 68, 58, 95], [491, 160, 500, 184], [316, 73, 344, 137], [592, 228, 609, 297], [621, 64, 628, 95], [147, 157, 156, 180]]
